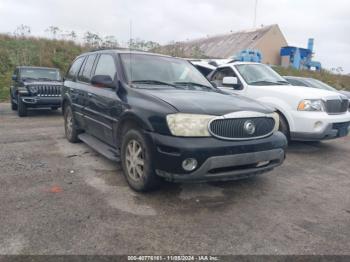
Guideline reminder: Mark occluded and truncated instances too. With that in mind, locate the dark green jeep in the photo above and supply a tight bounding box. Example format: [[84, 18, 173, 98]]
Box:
[[10, 66, 63, 116]]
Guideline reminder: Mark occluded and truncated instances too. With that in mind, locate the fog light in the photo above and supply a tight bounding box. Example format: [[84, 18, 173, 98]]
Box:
[[182, 158, 198, 171], [314, 121, 323, 131]]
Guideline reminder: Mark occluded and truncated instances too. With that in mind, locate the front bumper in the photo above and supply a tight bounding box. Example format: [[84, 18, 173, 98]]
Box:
[[146, 131, 287, 182], [21, 96, 62, 107], [291, 121, 350, 141], [290, 111, 350, 141]]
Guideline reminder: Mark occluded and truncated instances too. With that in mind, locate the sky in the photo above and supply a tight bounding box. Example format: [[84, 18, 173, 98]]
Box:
[[0, 0, 349, 73]]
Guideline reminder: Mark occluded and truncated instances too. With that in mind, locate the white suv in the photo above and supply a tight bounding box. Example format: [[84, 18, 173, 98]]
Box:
[[208, 62, 350, 141]]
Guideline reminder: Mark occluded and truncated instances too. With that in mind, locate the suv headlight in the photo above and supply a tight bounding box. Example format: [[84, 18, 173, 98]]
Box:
[[297, 99, 324, 112], [18, 87, 29, 95], [166, 114, 215, 137]]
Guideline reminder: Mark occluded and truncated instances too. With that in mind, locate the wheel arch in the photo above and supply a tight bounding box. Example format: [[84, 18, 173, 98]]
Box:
[[61, 95, 72, 115], [115, 112, 153, 148], [256, 97, 295, 131]]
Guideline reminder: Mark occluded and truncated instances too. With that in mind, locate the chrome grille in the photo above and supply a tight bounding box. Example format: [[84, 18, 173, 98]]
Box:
[[36, 85, 61, 97], [325, 99, 349, 114], [209, 117, 275, 140]]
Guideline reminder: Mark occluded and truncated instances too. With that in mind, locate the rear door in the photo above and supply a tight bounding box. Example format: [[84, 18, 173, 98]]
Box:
[[84, 53, 121, 146]]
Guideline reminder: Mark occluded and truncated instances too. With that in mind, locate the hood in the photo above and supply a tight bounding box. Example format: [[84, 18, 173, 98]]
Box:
[[23, 80, 63, 86], [339, 90, 350, 99], [141, 88, 273, 115], [254, 84, 348, 99]]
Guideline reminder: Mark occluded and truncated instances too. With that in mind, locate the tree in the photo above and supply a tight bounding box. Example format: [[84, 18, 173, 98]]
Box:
[[102, 35, 119, 48], [13, 24, 31, 37], [84, 31, 102, 48], [45, 26, 61, 39], [68, 31, 77, 41], [127, 38, 160, 51]]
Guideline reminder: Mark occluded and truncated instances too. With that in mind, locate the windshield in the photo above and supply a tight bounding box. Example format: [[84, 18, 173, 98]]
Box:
[[20, 68, 61, 81], [235, 64, 289, 86], [304, 78, 337, 91], [120, 54, 213, 90]]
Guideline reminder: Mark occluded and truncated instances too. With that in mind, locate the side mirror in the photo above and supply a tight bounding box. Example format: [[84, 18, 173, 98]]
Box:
[[12, 75, 17, 81], [91, 75, 115, 88], [223, 76, 238, 85], [222, 76, 242, 90]]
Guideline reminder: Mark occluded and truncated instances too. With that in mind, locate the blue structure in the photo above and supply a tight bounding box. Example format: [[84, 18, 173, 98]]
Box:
[[280, 38, 321, 71], [232, 49, 263, 63]]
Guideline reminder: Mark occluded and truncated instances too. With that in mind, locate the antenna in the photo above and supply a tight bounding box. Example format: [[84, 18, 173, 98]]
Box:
[[253, 0, 258, 28], [129, 20, 133, 84]]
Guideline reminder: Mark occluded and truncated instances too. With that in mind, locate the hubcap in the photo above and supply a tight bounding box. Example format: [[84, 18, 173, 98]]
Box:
[[125, 139, 145, 181], [66, 110, 73, 138]]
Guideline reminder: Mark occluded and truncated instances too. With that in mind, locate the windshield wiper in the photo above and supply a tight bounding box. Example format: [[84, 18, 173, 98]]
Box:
[[250, 80, 285, 85], [21, 77, 36, 81], [131, 80, 177, 88], [173, 81, 212, 89], [277, 80, 290, 85]]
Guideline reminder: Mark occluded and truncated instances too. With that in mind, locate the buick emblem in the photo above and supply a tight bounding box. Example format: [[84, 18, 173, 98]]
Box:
[[244, 120, 256, 135]]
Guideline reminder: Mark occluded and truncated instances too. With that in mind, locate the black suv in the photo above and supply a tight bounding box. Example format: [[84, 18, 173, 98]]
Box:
[[10, 66, 63, 116], [62, 50, 287, 191]]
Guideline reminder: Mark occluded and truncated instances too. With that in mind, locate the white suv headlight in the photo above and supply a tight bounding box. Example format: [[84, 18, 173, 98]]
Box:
[[166, 114, 215, 137], [297, 99, 324, 112]]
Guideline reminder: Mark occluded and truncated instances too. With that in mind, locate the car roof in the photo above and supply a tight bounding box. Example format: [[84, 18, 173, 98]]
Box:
[[17, 66, 59, 70], [218, 61, 262, 67], [77, 49, 173, 59]]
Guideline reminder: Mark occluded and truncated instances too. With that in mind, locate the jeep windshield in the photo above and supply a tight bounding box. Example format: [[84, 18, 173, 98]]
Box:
[[20, 68, 61, 81], [235, 64, 290, 86], [120, 54, 214, 90]]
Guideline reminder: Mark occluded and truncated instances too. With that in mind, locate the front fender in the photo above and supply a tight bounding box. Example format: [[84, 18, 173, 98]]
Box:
[[115, 110, 155, 147], [61, 93, 73, 114], [256, 97, 295, 131]]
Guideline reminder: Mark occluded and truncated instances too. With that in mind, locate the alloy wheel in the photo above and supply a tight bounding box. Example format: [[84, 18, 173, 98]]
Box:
[[125, 139, 145, 181]]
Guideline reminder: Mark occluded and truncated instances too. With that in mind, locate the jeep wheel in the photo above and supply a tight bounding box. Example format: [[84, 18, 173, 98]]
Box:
[[121, 128, 160, 192], [64, 105, 79, 143], [11, 96, 17, 111], [17, 96, 27, 117]]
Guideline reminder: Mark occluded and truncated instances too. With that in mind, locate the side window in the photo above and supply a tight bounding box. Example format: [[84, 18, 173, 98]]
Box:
[[78, 54, 97, 83], [93, 54, 117, 80], [66, 57, 85, 80], [211, 67, 236, 87]]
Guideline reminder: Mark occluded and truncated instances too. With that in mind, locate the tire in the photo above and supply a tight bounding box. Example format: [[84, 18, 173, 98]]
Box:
[[64, 105, 80, 143], [17, 96, 27, 117], [11, 95, 17, 111], [278, 113, 290, 141], [121, 128, 160, 192]]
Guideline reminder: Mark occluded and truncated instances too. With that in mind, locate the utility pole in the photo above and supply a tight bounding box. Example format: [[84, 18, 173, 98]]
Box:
[[253, 0, 258, 28]]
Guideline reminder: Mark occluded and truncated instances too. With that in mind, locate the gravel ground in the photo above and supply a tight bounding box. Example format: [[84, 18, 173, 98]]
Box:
[[0, 103, 349, 255]]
